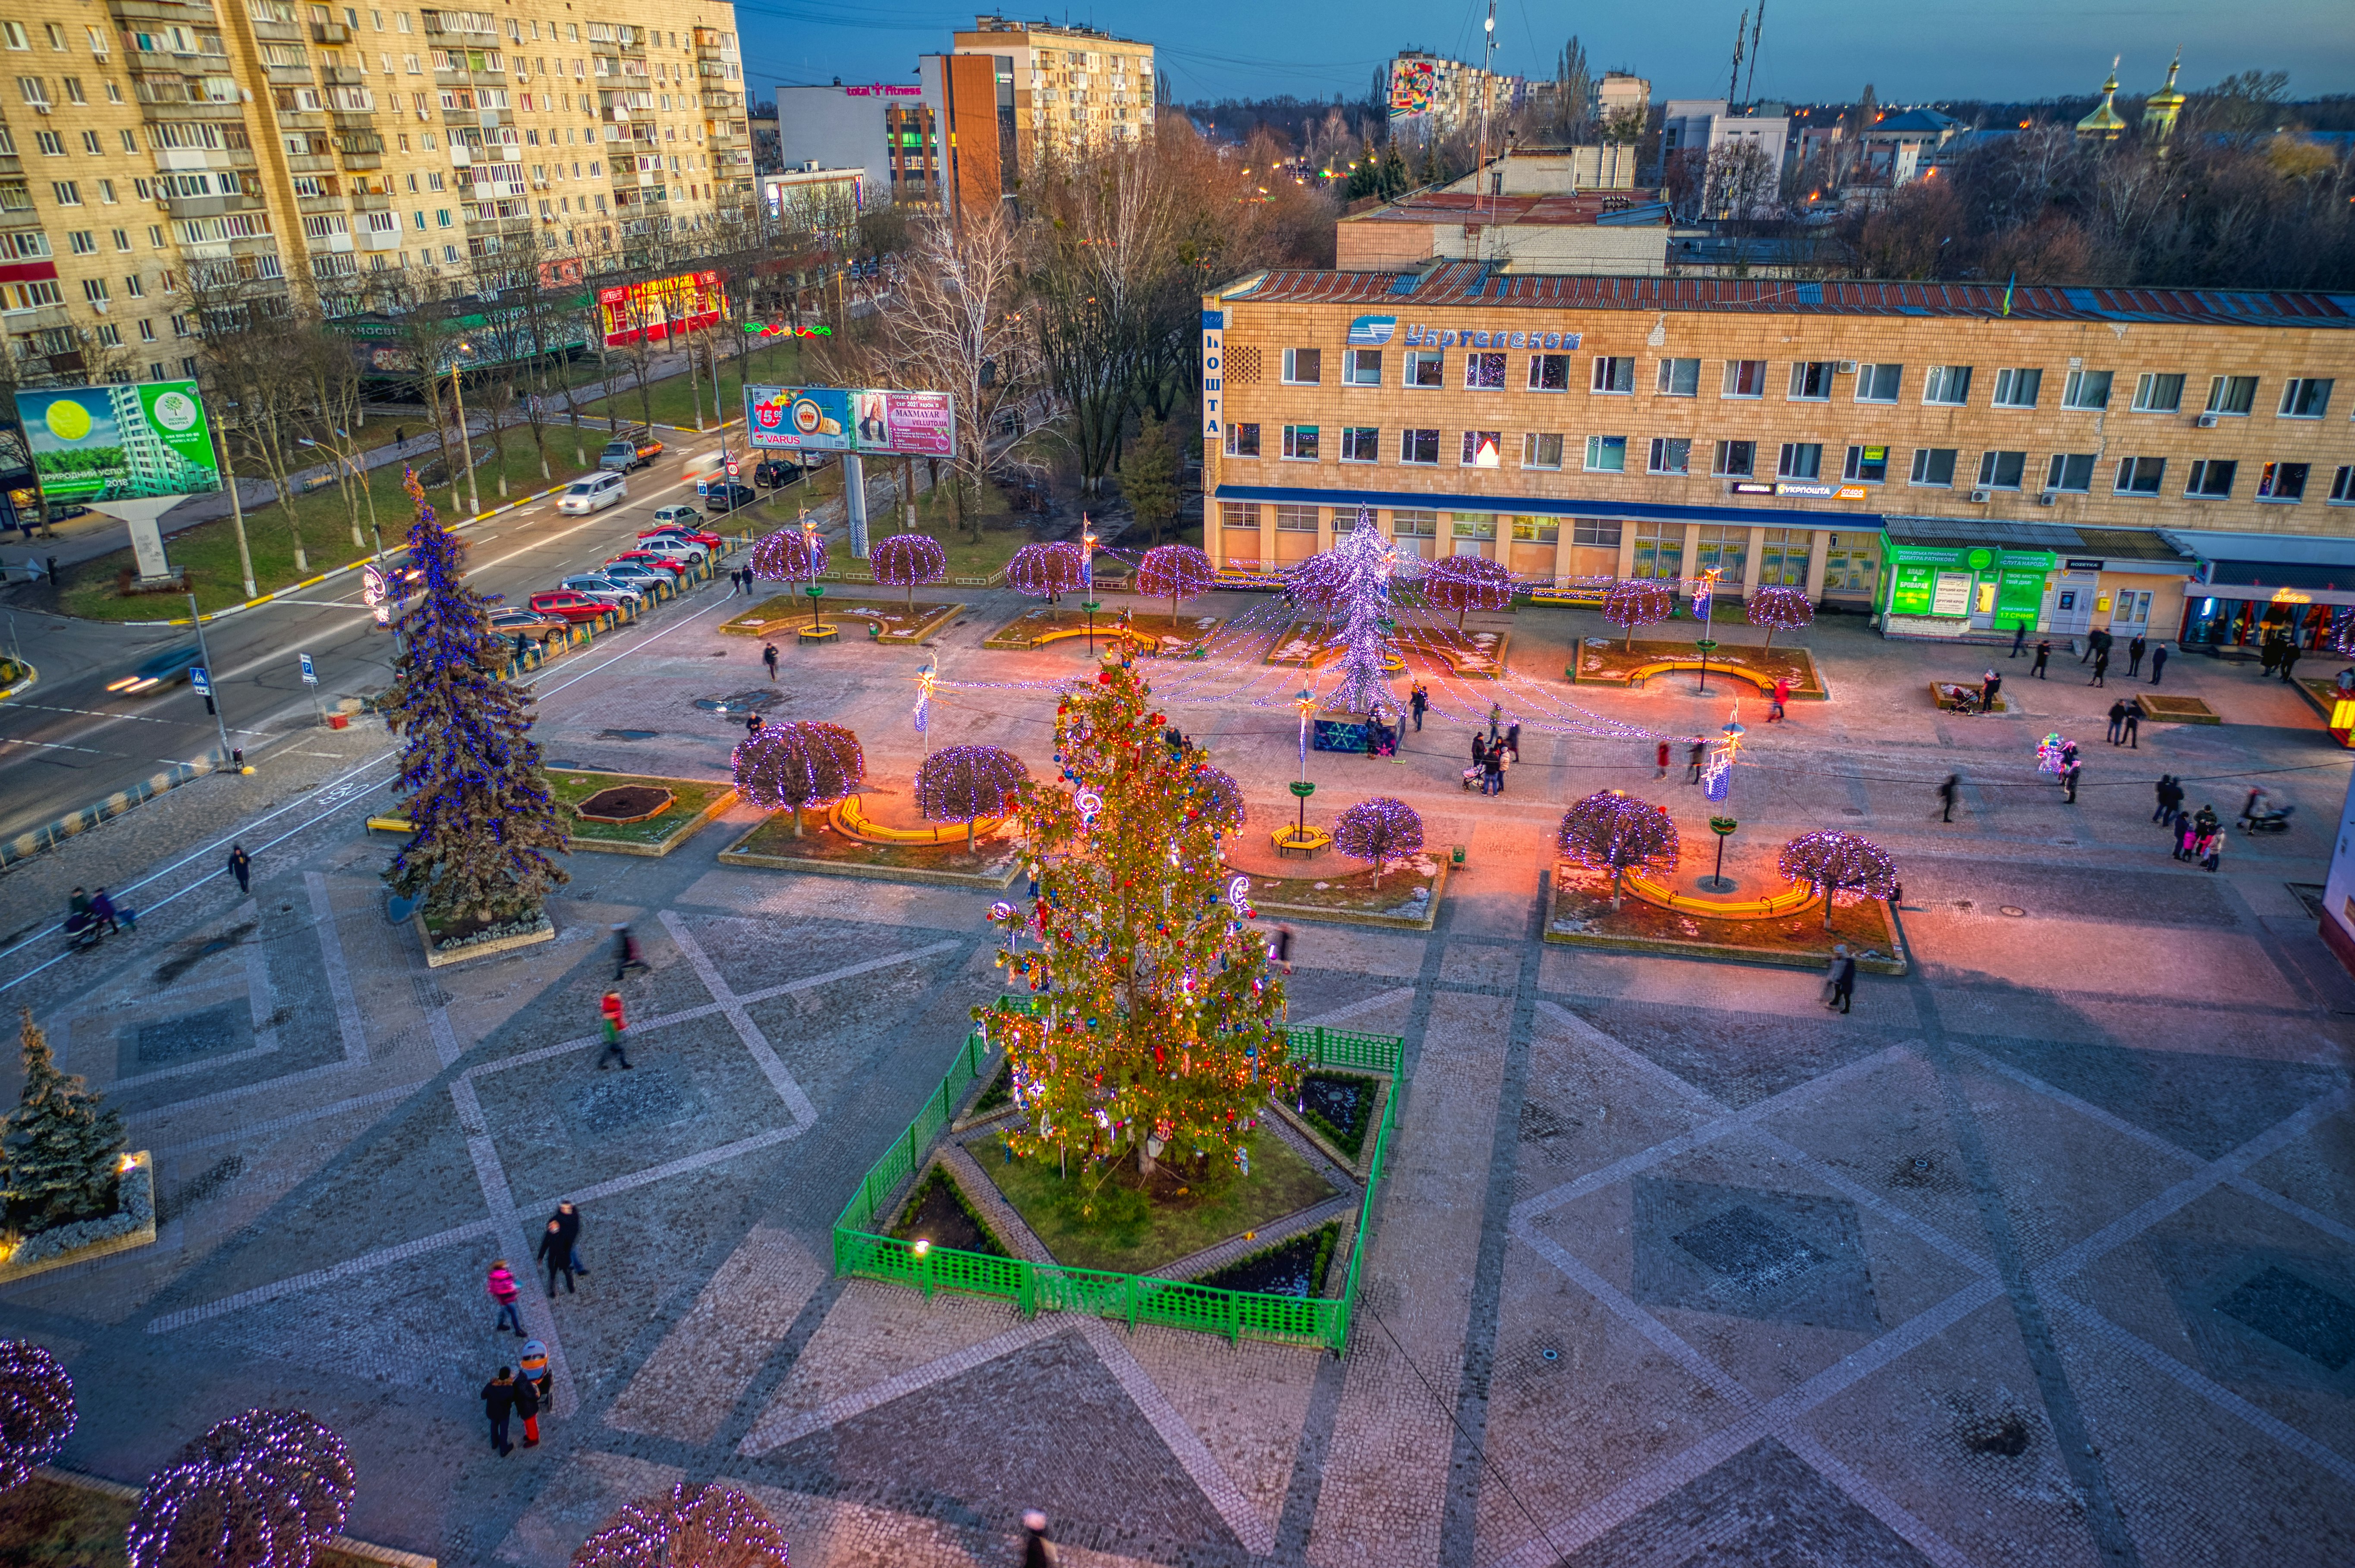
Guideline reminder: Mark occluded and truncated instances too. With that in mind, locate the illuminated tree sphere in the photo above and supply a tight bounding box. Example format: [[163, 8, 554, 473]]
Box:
[[0, 1340, 74, 1492], [732, 721, 865, 836], [1745, 584, 1815, 650], [1135, 544, 1214, 621], [750, 526, 827, 583], [869, 531, 947, 610], [914, 745, 1029, 848], [1602, 579, 1676, 651], [127, 1409, 355, 1568], [1190, 764, 1245, 832], [1557, 790, 1680, 909], [1777, 830, 1898, 930], [1007, 540, 1086, 600], [1421, 554, 1515, 629], [570, 1483, 791, 1568], [1332, 797, 1424, 887]]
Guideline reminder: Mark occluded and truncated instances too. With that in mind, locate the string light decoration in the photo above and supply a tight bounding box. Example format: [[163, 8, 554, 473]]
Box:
[[731, 721, 865, 836], [1777, 830, 1898, 930], [0, 1340, 74, 1492], [1420, 555, 1514, 630], [1602, 579, 1676, 651], [1745, 584, 1814, 650], [1701, 704, 1746, 804], [1286, 506, 1400, 713], [1192, 764, 1245, 831], [1557, 789, 1680, 911], [1331, 798, 1424, 888], [749, 522, 826, 583], [1135, 543, 1214, 623], [868, 531, 947, 611], [380, 470, 569, 924], [127, 1408, 355, 1568], [979, 662, 1292, 1185], [570, 1483, 790, 1568], [1007, 540, 1086, 600], [914, 745, 1029, 848]]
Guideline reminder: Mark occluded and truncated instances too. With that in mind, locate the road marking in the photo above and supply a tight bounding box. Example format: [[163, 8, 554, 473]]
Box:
[[305, 871, 371, 1067]]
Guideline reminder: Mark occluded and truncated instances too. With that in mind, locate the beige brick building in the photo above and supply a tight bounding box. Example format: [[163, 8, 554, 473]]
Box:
[[1, 0, 751, 387], [1202, 265, 2355, 647], [951, 15, 1152, 171]]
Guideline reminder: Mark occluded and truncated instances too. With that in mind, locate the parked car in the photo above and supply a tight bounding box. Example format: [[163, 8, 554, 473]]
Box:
[[599, 425, 664, 472], [753, 458, 803, 489], [596, 560, 670, 589], [607, 548, 688, 576], [631, 535, 709, 563], [638, 521, 722, 547], [560, 573, 645, 604], [699, 481, 757, 515], [650, 504, 704, 530], [105, 643, 202, 695], [527, 590, 611, 623], [488, 608, 570, 638], [557, 471, 627, 514]]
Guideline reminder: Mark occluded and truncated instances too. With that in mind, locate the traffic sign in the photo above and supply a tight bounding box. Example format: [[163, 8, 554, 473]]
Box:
[[725, 458, 740, 477], [299, 653, 318, 686], [189, 666, 210, 696]]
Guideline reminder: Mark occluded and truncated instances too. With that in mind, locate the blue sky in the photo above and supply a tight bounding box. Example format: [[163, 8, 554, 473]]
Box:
[[733, 0, 2354, 108]]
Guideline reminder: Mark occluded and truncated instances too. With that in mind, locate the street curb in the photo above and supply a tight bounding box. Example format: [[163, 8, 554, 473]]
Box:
[[0, 655, 36, 702], [34, 1467, 438, 1567], [0, 757, 220, 871]]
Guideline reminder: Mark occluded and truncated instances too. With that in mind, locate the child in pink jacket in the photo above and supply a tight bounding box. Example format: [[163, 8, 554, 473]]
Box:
[[487, 1260, 524, 1335]]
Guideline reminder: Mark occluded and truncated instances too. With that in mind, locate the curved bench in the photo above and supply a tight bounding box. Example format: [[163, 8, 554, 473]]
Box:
[[1623, 661, 1781, 694], [1620, 870, 1820, 920], [829, 794, 1005, 846], [1025, 623, 1160, 651], [1272, 826, 1333, 857]]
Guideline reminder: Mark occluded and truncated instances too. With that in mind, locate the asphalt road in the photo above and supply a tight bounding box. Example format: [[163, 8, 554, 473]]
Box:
[[0, 441, 748, 847]]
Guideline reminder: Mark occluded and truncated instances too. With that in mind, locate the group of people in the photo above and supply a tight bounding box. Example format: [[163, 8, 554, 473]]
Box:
[[1464, 707, 1522, 794], [63, 886, 134, 946], [478, 1202, 590, 1454], [2153, 778, 2225, 871], [2010, 624, 2167, 685]]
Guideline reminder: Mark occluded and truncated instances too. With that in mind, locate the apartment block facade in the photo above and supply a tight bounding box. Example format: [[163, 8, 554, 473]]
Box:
[[1, 0, 749, 387], [951, 15, 1153, 171], [1202, 266, 2355, 646]]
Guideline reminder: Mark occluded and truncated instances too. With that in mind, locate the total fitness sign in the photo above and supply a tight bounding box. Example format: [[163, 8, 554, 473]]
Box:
[[1344, 314, 1583, 352]]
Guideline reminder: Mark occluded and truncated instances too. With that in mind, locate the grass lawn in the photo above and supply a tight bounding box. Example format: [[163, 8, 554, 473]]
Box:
[[889, 1166, 1010, 1257], [548, 770, 736, 851], [1573, 638, 1827, 697], [0, 1473, 386, 1568], [978, 1126, 1339, 1276], [1246, 858, 1446, 927], [1546, 864, 1903, 971], [982, 605, 1220, 650]]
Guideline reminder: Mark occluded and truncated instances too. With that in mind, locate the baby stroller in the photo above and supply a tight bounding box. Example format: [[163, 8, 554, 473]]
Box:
[[63, 911, 103, 952]]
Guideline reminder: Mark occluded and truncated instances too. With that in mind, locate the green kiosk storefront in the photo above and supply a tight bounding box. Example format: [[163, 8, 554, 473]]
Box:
[[1877, 539, 2059, 641]]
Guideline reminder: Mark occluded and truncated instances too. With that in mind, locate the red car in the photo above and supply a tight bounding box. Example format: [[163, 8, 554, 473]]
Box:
[[607, 548, 688, 576], [638, 524, 723, 548], [528, 590, 612, 623]]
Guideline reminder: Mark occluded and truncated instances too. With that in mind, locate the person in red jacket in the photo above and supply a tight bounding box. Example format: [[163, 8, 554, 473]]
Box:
[[597, 990, 632, 1070]]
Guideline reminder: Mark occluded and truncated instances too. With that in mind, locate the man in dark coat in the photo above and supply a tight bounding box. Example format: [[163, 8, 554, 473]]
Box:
[[2150, 644, 2168, 684], [547, 1201, 585, 1277], [481, 1368, 518, 1455], [2032, 640, 2051, 679], [537, 1216, 576, 1297]]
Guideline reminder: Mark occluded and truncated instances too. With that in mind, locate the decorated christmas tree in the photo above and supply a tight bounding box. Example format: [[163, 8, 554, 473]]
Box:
[[983, 662, 1292, 1185], [381, 471, 569, 923], [1290, 507, 1397, 714], [3, 1009, 126, 1235]]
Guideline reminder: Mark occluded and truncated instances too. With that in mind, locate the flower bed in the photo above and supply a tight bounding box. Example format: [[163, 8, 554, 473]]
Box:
[[416, 909, 556, 968], [983, 606, 1218, 653], [1572, 638, 1826, 698], [1241, 858, 1448, 931], [718, 811, 1022, 888], [1544, 863, 1905, 973], [0, 1152, 155, 1283], [550, 771, 737, 855]]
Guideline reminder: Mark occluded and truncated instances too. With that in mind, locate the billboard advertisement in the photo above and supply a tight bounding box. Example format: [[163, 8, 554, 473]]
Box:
[[745, 386, 955, 458], [1389, 58, 1435, 120], [598, 270, 725, 347], [13, 382, 220, 504]]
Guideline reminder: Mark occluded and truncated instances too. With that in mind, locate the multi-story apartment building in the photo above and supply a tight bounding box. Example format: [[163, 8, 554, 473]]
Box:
[[951, 15, 1153, 171], [0, 1, 751, 388], [1201, 265, 2355, 649]]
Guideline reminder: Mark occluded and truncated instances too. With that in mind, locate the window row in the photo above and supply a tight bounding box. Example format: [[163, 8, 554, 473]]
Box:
[[1268, 347, 2336, 418]]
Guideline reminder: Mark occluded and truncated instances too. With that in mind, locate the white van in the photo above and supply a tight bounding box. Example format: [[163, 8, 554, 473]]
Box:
[[558, 471, 627, 515]]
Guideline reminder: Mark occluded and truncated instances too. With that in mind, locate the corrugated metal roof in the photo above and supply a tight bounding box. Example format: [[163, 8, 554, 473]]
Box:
[[1220, 268, 2355, 328]]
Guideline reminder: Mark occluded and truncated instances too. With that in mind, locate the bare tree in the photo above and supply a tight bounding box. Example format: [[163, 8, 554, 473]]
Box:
[[893, 211, 1028, 541], [188, 266, 316, 573]]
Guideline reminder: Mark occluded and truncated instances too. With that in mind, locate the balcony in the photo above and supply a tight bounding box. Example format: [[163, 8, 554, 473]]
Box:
[[106, 0, 218, 23], [442, 107, 480, 128], [700, 91, 743, 112], [311, 21, 349, 43], [3, 302, 78, 334], [322, 67, 364, 87], [0, 152, 19, 175], [336, 148, 382, 170], [286, 152, 336, 173], [250, 18, 303, 41], [350, 190, 391, 212], [297, 193, 346, 216]]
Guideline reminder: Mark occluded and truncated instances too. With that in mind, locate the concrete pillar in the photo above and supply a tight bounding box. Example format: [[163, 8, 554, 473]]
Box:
[[1316, 505, 1335, 554], [1257, 506, 1276, 574], [1804, 528, 1831, 602], [843, 453, 869, 558], [1614, 519, 1637, 580], [1741, 525, 1767, 598], [1679, 522, 1702, 591], [1551, 518, 1575, 587]]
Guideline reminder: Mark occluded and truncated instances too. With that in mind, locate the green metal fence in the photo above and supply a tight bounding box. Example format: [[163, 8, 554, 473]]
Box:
[[831, 1013, 1405, 1352]]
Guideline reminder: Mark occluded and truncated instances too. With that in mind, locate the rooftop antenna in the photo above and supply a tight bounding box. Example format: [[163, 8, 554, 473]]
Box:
[[1475, 0, 1497, 252], [1727, 8, 1747, 106], [1743, 0, 1764, 105]]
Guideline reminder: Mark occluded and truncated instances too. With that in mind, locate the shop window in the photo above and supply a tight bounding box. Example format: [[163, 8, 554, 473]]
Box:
[[1655, 357, 1698, 396], [1511, 517, 1559, 544], [2256, 461, 2309, 502], [1219, 501, 1258, 530], [1855, 363, 1901, 402], [2114, 456, 2165, 494], [1722, 358, 1766, 398], [2045, 453, 2096, 492], [1648, 437, 1690, 475], [1223, 423, 1258, 457], [1404, 349, 1443, 388], [1632, 522, 1682, 580], [1273, 505, 1318, 531], [1591, 355, 1635, 394], [1450, 515, 1497, 541], [1822, 532, 1880, 595], [1756, 527, 1808, 587], [1712, 439, 1755, 478], [1842, 444, 1887, 483], [1777, 442, 1821, 480], [1976, 450, 2027, 489], [1585, 435, 1626, 473], [1693, 525, 1747, 584], [2132, 373, 2184, 413], [1528, 353, 1571, 391], [1572, 518, 1621, 547], [1391, 509, 1437, 539], [2186, 459, 2237, 497], [1522, 432, 1563, 470], [1464, 352, 1505, 390]]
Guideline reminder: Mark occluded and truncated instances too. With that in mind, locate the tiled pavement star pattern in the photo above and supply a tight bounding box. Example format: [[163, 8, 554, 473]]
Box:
[[4, 612, 2354, 1568]]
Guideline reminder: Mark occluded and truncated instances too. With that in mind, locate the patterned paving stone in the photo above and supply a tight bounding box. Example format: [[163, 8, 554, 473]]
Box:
[[1635, 1177, 1880, 1332], [1553, 1436, 1937, 1568]]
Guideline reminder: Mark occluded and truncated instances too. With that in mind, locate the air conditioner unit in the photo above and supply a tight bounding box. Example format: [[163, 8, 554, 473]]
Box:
[[33, 103, 50, 114], [1836, 360, 1857, 373], [1968, 488, 1992, 503], [2037, 492, 2056, 506], [2195, 412, 2219, 428]]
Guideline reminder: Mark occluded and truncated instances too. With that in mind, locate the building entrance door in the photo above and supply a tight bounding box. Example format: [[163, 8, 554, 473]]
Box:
[[2048, 572, 2098, 637], [2108, 589, 2153, 635]]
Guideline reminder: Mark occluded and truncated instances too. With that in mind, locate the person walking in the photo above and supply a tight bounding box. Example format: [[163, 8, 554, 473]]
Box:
[[2150, 643, 2168, 685], [1687, 739, 1706, 783], [1409, 683, 1427, 732], [1938, 774, 1959, 823], [597, 990, 632, 1070], [761, 641, 780, 682], [2280, 641, 2302, 685], [1769, 676, 1791, 723], [89, 888, 122, 936], [1268, 925, 1295, 976], [537, 1216, 576, 1298], [2121, 700, 2141, 748], [2032, 639, 2051, 679], [2089, 647, 2109, 688], [2064, 760, 2082, 804], [512, 1364, 542, 1448], [481, 1368, 518, 1456], [2261, 636, 2282, 678], [2010, 620, 2027, 657], [394, 426, 407, 450], [610, 922, 648, 981], [487, 1260, 524, 1335], [518, 1339, 552, 1410], [1655, 738, 1670, 779], [2153, 774, 2180, 824], [1021, 1510, 1057, 1568], [1979, 669, 2002, 712], [2128, 634, 2147, 676], [2106, 700, 2128, 744], [1503, 720, 1521, 763], [550, 1201, 586, 1276], [228, 844, 251, 896], [1824, 945, 1857, 1015]]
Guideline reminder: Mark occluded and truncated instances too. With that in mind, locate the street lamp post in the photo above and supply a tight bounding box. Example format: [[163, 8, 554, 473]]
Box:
[[185, 591, 236, 769], [450, 344, 482, 520], [1692, 566, 1723, 695]]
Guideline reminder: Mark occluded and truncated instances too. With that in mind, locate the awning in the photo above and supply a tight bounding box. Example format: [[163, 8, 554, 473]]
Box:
[[1212, 482, 1886, 531], [2161, 528, 2355, 602]]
